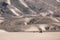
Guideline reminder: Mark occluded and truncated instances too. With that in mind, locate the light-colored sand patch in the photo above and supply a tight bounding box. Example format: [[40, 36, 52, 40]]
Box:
[[0, 32, 60, 40]]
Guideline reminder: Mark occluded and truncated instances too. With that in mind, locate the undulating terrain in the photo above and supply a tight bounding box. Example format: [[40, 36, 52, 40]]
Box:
[[0, 0, 60, 40]]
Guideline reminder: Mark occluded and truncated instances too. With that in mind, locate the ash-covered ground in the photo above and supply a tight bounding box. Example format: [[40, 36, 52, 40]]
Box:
[[0, 0, 60, 32]]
